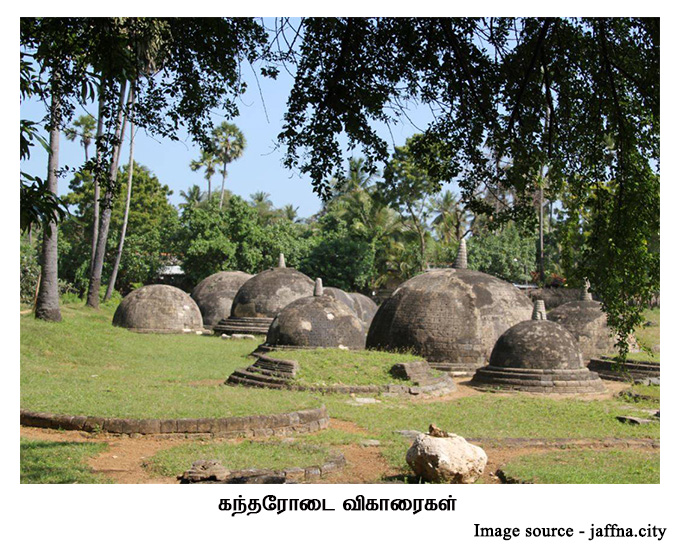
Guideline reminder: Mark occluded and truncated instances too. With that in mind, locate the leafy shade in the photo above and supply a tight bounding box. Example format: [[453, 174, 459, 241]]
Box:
[[279, 17, 659, 347]]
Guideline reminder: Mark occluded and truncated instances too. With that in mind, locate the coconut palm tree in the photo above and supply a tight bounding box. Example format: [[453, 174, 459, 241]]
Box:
[[212, 122, 246, 209], [179, 185, 207, 209], [64, 114, 96, 162], [189, 149, 217, 200]]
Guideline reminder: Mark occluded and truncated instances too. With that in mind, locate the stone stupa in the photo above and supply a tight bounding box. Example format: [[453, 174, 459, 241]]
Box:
[[264, 278, 366, 349], [113, 284, 203, 333], [546, 279, 617, 362], [191, 271, 253, 329], [213, 254, 314, 335], [469, 300, 607, 394], [366, 239, 533, 374]]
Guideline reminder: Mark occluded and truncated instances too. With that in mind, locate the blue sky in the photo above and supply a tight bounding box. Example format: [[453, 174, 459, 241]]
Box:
[[20, 31, 436, 219]]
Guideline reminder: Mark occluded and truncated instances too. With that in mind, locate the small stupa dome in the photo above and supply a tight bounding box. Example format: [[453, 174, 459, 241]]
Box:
[[190, 271, 252, 329], [113, 284, 203, 333], [547, 280, 616, 362], [366, 239, 533, 371], [213, 254, 314, 335], [323, 287, 356, 312], [470, 300, 606, 393], [348, 292, 378, 328], [266, 279, 366, 349]]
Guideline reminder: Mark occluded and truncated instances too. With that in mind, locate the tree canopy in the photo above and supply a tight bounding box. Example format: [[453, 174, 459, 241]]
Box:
[[278, 17, 659, 349]]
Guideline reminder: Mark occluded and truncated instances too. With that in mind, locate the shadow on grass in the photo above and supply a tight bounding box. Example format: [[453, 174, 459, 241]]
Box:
[[20, 439, 111, 484]]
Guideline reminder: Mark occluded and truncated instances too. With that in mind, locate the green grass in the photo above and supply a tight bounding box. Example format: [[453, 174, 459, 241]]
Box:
[[21, 304, 322, 419], [20, 438, 112, 484], [605, 308, 660, 363], [500, 449, 660, 484], [272, 348, 426, 386], [322, 394, 661, 471], [624, 384, 660, 401], [147, 439, 331, 477]]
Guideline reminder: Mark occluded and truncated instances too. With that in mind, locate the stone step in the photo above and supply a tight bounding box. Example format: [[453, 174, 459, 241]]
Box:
[[230, 369, 292, 386], [247, 365, 295, 380], [226, 374, 288, 390]]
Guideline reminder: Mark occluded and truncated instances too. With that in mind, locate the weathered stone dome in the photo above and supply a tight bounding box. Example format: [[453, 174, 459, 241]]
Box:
[[113, 284, 203, 333], [323, 287, 356, 312], [348, 292, 378, 329], [488, 319, 584, 370], [266, 279, 366, 349], [470, 303, 606, 393], [547, 291, 616, 362], [190, 271, 252, 329], [366, 241, 532, 372], [213, 254, 314, 335]]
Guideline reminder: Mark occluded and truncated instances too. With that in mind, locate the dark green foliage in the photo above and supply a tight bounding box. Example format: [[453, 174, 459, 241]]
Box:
[[59, 162, 178, 295], [467, 223, 535, 283], [20, 237, 41, 305], [279, 17, 660, 344], [299, 218, 376, 291]]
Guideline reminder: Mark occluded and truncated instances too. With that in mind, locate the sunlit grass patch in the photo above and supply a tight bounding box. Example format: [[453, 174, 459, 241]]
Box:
[[272, 348, 426, 386], [500, 449, 660, 484], [147, 439, 331, 477], [20, 438, 111, 484]]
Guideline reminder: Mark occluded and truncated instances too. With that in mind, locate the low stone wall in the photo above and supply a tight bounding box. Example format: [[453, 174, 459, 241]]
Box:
[[588, 358, 660, 382], [180, 451, 346, 484], [20, 406, 330, 438]]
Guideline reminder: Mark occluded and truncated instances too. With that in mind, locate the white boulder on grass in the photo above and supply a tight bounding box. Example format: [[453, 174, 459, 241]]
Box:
[[406, 425, 487, 483]]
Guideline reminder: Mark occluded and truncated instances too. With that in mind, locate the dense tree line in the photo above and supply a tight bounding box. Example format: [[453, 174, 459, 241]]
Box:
[[20, 17, 659, 353]]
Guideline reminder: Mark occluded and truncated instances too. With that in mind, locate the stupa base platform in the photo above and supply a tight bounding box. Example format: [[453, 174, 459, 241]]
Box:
[[213, 317, 272, 335], [469, 365, 607, 394], [428, 360, 486, 377]]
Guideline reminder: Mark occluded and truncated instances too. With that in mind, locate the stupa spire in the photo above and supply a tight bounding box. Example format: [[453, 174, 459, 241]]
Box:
[[580, 278, 593, 301], [314, 278, 323, 296], [453, 238, 468, 269], [532, 299, 546, 321], [278, 253, 286, 268]]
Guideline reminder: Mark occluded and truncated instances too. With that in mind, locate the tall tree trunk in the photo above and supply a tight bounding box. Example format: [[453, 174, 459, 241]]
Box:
[[207, 176, 211, 200], [35, 75, 62, 322], [104, 81, 136, 302], [86, 80, 129, 308], [89, 77, 107, 275], [219, 162, 227, 210]]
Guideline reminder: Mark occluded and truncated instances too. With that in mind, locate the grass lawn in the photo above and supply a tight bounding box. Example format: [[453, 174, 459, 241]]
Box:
[[605, 307, 660, 363], [322, 393, 661, 471], [21, 303, 661, 484], [21, 304, 322, 419], [20, 438, 112, 484], [272, 348, 426, 386], [147, 439, 331, 477], [500, 449, 660, 484]]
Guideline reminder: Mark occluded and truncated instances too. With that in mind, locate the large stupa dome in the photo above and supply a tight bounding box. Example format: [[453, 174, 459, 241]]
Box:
[[546, 282, 616, 362], [348, 292, 378, 329], [213, 254, 314, 335], [266, 279, 366, 349], [191, 271, 252, 329], [366, 240, 533, 372], [470, 300, 606, 393], [113, 284, 203, 333]]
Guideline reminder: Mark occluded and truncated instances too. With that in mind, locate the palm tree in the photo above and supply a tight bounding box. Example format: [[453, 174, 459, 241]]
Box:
[[281, 204, 299, 222], [250, 190, 274, 224], [189, 149, 217, 200], [431, 190, 469, 243], [179, 185, 207, 209], [64, 114, 96, 162], [212, 122, 246, 209], [104, 81, 137, 302], [35, 72, 63, 322]]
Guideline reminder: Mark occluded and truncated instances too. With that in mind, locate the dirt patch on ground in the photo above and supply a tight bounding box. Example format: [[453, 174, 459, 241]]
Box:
[[20, 426, 191, 484]]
